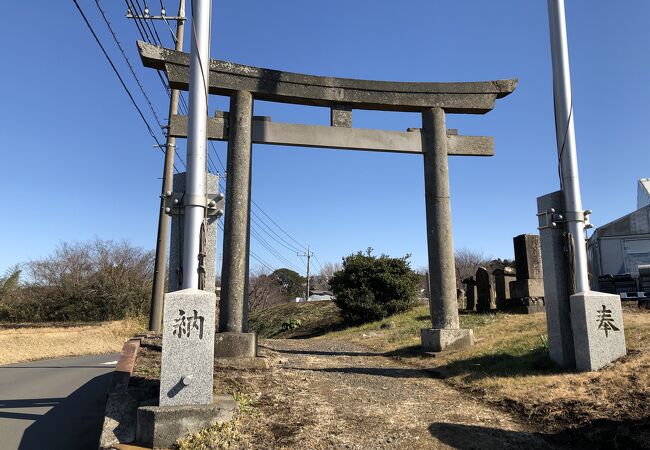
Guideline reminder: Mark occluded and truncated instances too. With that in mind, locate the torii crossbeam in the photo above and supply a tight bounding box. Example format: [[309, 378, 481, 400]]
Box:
[[138, 41, 517, 354]]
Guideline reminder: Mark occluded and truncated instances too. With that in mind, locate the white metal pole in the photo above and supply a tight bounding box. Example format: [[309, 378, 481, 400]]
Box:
[[547, 0, 590, 293], [182, 0, 212, 289]]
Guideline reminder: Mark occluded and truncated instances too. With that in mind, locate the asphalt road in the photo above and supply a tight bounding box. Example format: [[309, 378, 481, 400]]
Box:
[[0, 353, 119, 450]]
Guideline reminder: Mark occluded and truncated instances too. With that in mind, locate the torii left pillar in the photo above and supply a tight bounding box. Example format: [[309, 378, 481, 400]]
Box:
[[421, 107, 473, 352], [214, 91, 261, 363]]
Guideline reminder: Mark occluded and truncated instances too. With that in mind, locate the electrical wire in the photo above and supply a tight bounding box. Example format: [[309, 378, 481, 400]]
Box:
[[94, 0, 165, 132], [313, 253, 325, 273], [128, 4, 309, 274], [72, 0, 175, 169]]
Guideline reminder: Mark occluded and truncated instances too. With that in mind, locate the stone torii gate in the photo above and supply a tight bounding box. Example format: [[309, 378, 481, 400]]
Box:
[[139, 41, 516, 354]]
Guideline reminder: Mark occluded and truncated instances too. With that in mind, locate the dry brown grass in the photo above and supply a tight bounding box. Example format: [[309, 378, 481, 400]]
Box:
[[322, 303, 650, 437], [0, 319, 144, 365]]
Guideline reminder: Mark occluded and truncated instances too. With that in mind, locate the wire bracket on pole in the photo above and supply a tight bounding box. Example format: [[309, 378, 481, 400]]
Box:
[[537, 208, 592, 230], [164, 192, 224, 216]]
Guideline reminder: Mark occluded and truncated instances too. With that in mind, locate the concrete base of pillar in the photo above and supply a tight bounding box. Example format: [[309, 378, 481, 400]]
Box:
[[214, 332, 257, 358], [421, 328, 474, 353], [136, 395, 237, 449]]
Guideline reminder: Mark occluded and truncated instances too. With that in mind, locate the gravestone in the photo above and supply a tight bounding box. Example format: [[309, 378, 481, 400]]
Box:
[[475, 267, 493, 313], [159, 289, 216, 406], [514, 234, 543, 279], [462, 277, 477, 311], [456, 288, 467, 310], [493, 267, 516, 310], [509, 234, 545, 314]]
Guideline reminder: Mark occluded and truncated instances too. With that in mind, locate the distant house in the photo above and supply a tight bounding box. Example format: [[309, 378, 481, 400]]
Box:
[[307, 290, 335, 302], [588, 179, 650, 295], [293, 290, 335, 302]]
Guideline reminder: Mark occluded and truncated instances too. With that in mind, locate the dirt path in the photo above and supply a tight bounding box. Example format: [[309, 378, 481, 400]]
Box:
[[214, 338, 559, 449]]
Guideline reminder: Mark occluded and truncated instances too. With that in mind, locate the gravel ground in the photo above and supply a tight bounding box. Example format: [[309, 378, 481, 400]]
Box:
[[209, 338, 560, 449]]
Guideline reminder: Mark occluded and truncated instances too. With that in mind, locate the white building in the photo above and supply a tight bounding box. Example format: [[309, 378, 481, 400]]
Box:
[[588, 179, 650, 294]]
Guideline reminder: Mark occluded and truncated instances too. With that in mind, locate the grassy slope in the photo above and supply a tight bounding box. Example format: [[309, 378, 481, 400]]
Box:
[[249, 301, 343, 339], [251, 301, 650, 436], [324, 304, 650, 435], [0, 318, 145, 365]]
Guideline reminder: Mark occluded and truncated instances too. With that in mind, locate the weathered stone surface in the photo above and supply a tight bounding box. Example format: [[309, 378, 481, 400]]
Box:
[[421, 328, 474, 352], [169, 173, 219, 293], [493, 268, 516, 310], [513, 234, 544, 280], [570, 292, 627, 371], [331, 105, 352, 127], [462, 277, 477, 311], [507, 297, 546, 314], [138, 41, 517, 114], [509, 278, 545, 299], [538, 191, 575, 368], [456, 288, 467, 310], [220, 91, 253, 334], [475, 267, 493, 313], [160, 289, 216, 406], [214, 332, 257, 358], [422, 108, 460, 331], [136, 395, 237, 449], [170, 114, 495, 157], [99, 392, 139, 448]]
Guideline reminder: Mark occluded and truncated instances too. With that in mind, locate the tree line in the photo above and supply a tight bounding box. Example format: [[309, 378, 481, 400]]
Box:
[[0, 237, 503, 324]]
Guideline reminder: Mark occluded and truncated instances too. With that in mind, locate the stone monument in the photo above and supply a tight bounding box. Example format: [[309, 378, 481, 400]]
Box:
[[508, 234, 545, 314], [456, 288, 467, 310], [475, 267, 494, 313], [159, 289, 216, 406], [493, 267, 516, 310], [462, 276, 477, 311]]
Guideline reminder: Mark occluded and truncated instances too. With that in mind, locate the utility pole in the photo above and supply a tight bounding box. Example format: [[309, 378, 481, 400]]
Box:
[[182, 0, 212, 289], [547, 0, 590, 293], [298, 245, 313, 301], [146, 0, 186, 333]]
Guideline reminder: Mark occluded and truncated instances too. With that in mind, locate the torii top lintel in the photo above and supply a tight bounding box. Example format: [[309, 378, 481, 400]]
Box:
[[138, 41, 517, 114]]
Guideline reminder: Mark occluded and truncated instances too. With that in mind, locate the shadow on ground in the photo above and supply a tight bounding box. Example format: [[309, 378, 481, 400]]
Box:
[[429, 417, 650, 449], [291, 366, 435, 379], [269, 322, 349, 340], [430, 347, 564, 380], [428, 422, 549, 449], [0, 372, 112, 450], [260, 344, 423, 359]]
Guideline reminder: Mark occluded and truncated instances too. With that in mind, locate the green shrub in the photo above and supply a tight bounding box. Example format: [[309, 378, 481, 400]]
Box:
[[281, 318, 302, 331], [329, 249, 419, 324]]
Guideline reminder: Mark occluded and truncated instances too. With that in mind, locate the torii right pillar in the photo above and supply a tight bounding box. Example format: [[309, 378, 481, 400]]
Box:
[[421, 107, 474, 352]]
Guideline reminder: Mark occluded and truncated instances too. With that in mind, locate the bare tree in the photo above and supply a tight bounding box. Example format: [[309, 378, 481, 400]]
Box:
[[2, 238, 155, 322], [454, 247, 491, 289], [248, 268, 284, 313], [310, 261, 342, 291]]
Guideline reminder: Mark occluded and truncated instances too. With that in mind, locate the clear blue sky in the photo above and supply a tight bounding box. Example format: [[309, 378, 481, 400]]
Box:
[[2, 1, 649, 276]]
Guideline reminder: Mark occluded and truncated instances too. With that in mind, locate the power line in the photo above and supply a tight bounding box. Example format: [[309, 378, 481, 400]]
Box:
[[72, 0, 174, 168], [313, 253, 325, 272], [250, 209, 304, 253], [251, 199, 308, 251], [250, 227, 305, 275], [123, 13, 306, 270], [94, 0, 165, 133], [217, 219, 276, 273]]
